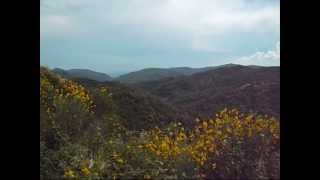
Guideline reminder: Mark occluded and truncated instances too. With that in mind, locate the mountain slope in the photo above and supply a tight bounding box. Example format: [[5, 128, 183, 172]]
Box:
[[53, 68, 113, 82], [73, 78, 182, 130], [114, 64, 238, 84], [135, 65, 280, 124]]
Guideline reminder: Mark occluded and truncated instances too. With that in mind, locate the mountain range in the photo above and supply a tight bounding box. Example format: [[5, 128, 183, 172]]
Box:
[[53, 68, 113, 82], [53, 64, 280, 128], [53, 64, 240, 83], [134, 65, 280, 125], [114, 64, 238, 84]]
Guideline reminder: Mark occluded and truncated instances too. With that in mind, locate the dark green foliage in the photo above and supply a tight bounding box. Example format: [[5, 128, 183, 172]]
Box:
[[136, 65, 280, 122], [74, 78, 182, 131]]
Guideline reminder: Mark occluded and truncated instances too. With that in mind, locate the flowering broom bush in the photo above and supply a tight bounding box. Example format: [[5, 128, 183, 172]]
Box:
[[54, 109, 279, 180]]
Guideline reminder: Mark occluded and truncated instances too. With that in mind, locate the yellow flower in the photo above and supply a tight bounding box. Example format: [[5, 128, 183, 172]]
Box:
[[116, 158, 124, 164], [64, 169, 75, 178], [81, 167, 91, 176], [227, 128, 232, 133], [200, 160, 204, 166], [203, 121, 208, 129], [160, 142, 168, 150]]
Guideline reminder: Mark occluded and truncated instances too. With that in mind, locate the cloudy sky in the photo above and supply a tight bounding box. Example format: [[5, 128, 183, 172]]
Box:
[[41, 0, 280, 76]]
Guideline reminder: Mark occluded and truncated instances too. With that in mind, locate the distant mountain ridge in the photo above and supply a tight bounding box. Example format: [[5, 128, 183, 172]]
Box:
[[114, 64, 239, 84], [135, 65, 280, 124], [53, 68, 113, 82], [48, 64, 279, 128], [52, 64, 258, 84]]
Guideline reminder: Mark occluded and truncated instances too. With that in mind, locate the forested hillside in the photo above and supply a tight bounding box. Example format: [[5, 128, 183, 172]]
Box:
[[40, 66, 279, 179], [114, 65, 237, 84], [73, 78, 182, 130], [136, 65, 280, 124]]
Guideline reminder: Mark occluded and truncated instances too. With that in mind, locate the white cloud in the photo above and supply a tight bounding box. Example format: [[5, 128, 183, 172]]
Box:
[[41, 0, 279, 36], [234, 41, 280, 66], [164, 1, 278, 35], [40, 0, 280, 69], [40, 15, 75, 36]]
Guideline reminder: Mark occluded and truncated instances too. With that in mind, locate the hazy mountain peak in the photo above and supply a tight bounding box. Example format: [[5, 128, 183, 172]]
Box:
[[114, 64, 249, 84], [53, 68, 112, 82]]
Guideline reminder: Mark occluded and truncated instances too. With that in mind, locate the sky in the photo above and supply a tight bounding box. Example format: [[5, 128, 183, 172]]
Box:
[[41, 0, 280, 77]]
